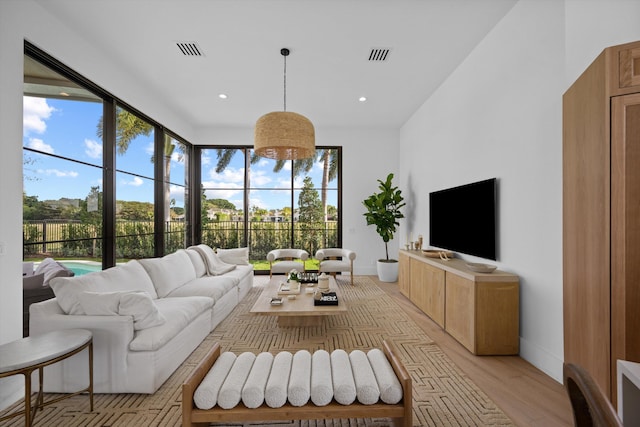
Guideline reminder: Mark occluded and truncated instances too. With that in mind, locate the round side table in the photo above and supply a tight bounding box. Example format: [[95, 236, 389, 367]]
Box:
[[0, 329, 93, 426]]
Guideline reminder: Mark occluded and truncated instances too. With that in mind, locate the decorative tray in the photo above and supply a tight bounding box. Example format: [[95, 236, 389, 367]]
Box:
[[277, 283, 301, 295], [421, 249, 454, 259], [465, 262, 497, 273]]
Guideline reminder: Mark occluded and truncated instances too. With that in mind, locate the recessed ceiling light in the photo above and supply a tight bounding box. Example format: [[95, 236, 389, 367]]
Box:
[[218, 93, 228, 99], [60, 92, 70, 97], [358, 96, 367, 102]]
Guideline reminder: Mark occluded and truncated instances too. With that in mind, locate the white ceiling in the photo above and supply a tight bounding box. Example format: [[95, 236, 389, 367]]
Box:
[[34, 0, 517, 129]]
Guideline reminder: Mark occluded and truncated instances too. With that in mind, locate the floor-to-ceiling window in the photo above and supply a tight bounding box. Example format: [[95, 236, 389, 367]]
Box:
[[164, 133, 190, 253], [113, 106, 157, 259], [23, 43, 193, 271], [23, 54, 105, 265], [197, 146, 341, 272]]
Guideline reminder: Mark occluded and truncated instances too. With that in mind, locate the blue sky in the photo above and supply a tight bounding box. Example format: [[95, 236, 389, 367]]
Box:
[[23, 96, 336, 212]]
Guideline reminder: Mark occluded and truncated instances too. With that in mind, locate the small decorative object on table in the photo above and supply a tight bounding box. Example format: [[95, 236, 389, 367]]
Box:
[[422, 249, 454, 260], [465, 262, 497, 273], [299, 272, 318, 284], [287, 270, 300, 292], [317, 272, 330, 292], [314, 291, 339, 306]]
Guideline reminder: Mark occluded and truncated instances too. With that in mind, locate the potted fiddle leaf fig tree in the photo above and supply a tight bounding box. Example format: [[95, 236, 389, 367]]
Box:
[[363, 173, 406, 282]]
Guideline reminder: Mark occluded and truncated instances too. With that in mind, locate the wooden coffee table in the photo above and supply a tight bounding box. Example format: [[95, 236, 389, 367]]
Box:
[[250, 276, 347, 326]]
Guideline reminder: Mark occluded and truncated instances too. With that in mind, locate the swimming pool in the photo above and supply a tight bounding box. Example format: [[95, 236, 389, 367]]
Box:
[[59, 261, 102, 276]]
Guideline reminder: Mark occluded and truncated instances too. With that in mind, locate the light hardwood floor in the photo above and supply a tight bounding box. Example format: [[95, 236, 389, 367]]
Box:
[[369, 275, 573, 427]]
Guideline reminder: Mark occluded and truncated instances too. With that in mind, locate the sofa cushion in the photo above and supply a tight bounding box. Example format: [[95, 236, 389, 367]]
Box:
[[217, 265, 253, 285], [138, 250, 196, 298], [166, 275, 237, 302], [190, 244, 236, 276], [34, 258, 74, 286], [185, 248, 207, 278], [129, 296, 213, 351], [217, 247, 249, 265], [50, 260, 157, 315], [77, 291, 166, 330]]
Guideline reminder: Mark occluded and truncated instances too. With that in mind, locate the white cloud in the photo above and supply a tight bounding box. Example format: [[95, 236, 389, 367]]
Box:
[[27, 138, 54, 154], [208, 166, 245, 183], [122, 177, 144, 186], [251, 170, 272, 186], [169, 185, 185, 205], [145, 142, 154, 156], [23, 97, 55, 135], [85, 139, 102, 159], [202, 181, 243, 202], [201, 154, 211, 166], [249, 197, 267, 209], [171, 152, 184, 164], [38, 168, 79, 178]]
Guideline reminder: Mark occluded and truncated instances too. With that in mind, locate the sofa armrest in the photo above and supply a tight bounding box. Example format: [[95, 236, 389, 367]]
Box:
[[30, 298, 135, 347], [23, 273, 45, 290]]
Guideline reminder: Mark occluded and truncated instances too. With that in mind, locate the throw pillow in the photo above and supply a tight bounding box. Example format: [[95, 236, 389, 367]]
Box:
[[216, 247, 249, 265], [138, 250, 196, 298], [119, 292, 166, 330], [77, 291, 165, 330], [50, 260, 158, 315], [34, 258, 74, 286], [77, 291, 122, 315]]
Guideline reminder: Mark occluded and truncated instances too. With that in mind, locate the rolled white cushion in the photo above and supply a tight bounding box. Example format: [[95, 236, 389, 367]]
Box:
[[217, 352, 256, 409], [194, 352, 237, 410], [265, 351, 293, 408], [331, 349, 356, 405], [288, 350, 311, 407], [367, 348, 403, 404], [311, 349, 333, 406], [242, 352, 274, 409], [349, 350, 380, 405]]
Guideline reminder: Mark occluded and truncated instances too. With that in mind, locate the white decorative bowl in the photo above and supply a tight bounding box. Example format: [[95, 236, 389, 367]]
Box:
[[465, 262, 497, 273]]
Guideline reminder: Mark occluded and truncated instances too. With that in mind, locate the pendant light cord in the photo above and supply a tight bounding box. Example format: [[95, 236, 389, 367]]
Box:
[[283, 51, 287, 112]]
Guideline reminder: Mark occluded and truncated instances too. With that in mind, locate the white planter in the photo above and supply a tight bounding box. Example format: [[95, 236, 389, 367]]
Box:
[[376, 260, 399, 282]]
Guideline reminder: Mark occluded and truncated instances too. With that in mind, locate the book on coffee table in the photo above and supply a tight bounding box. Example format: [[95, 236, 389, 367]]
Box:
[[314, 292, 339, 306]]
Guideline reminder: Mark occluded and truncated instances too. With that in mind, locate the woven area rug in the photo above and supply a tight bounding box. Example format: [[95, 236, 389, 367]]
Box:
[[1, 276, 514, 426]]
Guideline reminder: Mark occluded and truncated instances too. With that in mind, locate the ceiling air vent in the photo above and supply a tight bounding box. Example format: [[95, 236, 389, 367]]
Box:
[[176, 41, 203, 56], [368, 48, 391, 62]]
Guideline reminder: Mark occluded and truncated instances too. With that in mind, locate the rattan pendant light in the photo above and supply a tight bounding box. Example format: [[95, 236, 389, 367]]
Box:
[[254, 48, 315, 160]]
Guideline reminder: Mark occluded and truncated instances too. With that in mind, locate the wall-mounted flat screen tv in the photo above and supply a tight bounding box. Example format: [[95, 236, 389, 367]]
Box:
[[429, 178, 497, 260]]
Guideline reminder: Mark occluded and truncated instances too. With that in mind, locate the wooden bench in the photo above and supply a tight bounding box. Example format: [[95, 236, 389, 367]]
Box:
[[182, 340, 412, 427]]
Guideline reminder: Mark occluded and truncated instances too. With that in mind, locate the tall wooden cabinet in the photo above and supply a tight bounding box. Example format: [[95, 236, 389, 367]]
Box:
[[398, 250, 519, 355], [563, 40, 640, 403]]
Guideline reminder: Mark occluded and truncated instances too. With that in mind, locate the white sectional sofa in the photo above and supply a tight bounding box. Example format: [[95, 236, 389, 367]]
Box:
[[29, 245, 253, 394]]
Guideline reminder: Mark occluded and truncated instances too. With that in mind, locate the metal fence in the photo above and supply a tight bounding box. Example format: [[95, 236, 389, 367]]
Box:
[[23, 220, 338, 261]]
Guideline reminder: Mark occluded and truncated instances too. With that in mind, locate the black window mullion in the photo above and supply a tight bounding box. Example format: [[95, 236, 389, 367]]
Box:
[[103, 98, 116, 269], [244, 148, 250, 248], [290, 160, 295, 247], [154, 127, 165, 256]]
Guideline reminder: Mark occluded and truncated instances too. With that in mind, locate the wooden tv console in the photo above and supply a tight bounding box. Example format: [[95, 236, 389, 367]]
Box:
[[398, 250, 519, 355]]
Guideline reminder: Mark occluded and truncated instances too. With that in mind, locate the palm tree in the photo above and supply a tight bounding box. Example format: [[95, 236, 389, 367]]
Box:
[[97, 108, 184, 223], [212, 148, 261, 219], [272, 149, 337, 221]]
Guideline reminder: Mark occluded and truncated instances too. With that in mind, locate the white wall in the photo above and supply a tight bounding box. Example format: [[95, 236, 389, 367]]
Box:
[[399, 0, 640, 382], [195, 125, 400, 276]]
